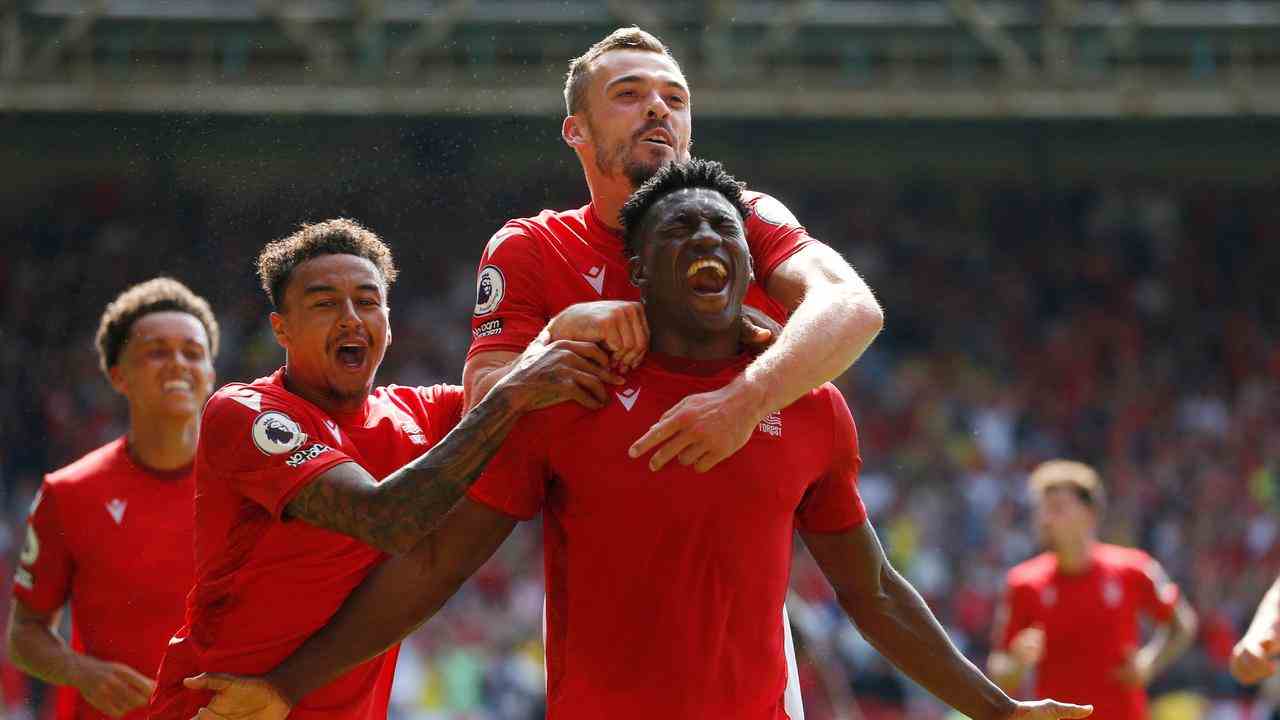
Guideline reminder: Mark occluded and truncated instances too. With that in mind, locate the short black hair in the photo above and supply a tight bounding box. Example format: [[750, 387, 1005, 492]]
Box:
[[257, 218, 398, 310], [619, 158, 750, 259], [95, 277, 220, 377]]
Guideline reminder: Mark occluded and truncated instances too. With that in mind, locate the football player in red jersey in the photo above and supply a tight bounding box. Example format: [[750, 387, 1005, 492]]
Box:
[[185, 160, 1090, 720], [988, 460, 1198, 720], [1232, 577, 1280, 684], [8, 278, 220, 719], [146, 219, 619, 720], [463, 27, 884, 475], [462, 30, 884, 711]]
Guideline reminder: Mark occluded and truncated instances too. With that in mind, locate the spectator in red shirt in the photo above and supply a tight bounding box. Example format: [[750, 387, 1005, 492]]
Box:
[[186, 160, 1091, 720], [8, 278, 220, 719], [988, 460, 1198, 720]]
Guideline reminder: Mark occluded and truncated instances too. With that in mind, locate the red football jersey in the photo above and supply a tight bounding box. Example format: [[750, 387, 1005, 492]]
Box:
[[468, 353, 866, 720], [997, 544, 1181, 720], [467, 193, 814, 358], [148, 369, 465, 720], [12, 438, 195, 720]]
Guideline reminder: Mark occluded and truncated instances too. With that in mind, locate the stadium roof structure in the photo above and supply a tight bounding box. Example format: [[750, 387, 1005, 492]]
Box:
[[1, 0, 1278, 117]]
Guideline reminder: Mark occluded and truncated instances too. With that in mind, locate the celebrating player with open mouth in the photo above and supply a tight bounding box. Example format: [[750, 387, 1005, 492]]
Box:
[[145, 219, 620, 720], [462, 28, 885, 714], [184, 160, 1093, 720]]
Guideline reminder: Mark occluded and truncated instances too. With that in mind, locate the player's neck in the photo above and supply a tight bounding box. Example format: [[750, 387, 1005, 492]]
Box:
[[281, 369, 370, 418], [126, 409, 198, 472], [584, 171, 633, 231], [647, 313, 740, 360], [1054, 537, 1097, 574]]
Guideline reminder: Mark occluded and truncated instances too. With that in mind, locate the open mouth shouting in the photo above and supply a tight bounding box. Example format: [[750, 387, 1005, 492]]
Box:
[[686, 257, 728, 294], [333, 338, 370, 372]]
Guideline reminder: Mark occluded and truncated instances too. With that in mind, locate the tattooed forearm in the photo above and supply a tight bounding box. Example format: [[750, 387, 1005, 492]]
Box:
[[284, 388, 526, 554]]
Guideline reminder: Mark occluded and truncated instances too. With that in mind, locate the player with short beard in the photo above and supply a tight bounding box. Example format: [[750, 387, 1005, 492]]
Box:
[[9, 278, 219, 720]]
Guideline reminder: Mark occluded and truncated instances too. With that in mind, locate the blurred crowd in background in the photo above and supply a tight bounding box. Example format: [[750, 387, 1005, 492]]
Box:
[[1, 117, 1277, 720]]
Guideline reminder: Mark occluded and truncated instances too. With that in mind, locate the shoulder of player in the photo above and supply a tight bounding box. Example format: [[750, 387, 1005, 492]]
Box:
[[373, 384, 465, 421], [482, 208, 584, 260], [201, 381, 318, 437], [1096, 543, 1156, 571], [42, 437, 131, 490], [1007, 552, 1056, 585], [785, 382, 850, 421], [740, 189, 804, 231]]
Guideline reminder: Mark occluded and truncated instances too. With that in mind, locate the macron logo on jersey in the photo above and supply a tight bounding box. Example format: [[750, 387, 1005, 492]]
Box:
[[105, 498, 127, 525], [583, 265, 605, 295], [324, 419, 342, 444], [616, 387, 640, 411]]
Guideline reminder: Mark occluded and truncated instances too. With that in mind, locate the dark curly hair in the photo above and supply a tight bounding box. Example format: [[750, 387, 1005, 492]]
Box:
[[257, 218, 399, 310], [619, 158, 750, 259], [94, 277, 220, 377]]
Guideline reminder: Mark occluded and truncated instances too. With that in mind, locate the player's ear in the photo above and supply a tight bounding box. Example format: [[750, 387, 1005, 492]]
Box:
[[563, 115, 589, 149], [107, 363, 129, 397], [269, 311, 290, 351], [628, 256, 648, 291]]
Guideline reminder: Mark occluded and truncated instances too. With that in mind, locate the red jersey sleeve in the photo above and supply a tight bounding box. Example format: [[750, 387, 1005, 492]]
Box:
[[466, 410, 556, 521], [200, 388, 353, 519], [12, 483, 73, 614], [743, 191, 819, 286], [1130, 553, 1180, 623], [467, 225, 549, 359], [795, 386, 867, 533]]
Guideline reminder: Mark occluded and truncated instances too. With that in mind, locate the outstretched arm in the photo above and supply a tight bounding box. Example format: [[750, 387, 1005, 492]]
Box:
[[801, 521, 1091, 720], [187, 498, 517, 718], [1233, 574, 1280, 684], [632, 244, 883, 472], [285, 339, 616, 554]]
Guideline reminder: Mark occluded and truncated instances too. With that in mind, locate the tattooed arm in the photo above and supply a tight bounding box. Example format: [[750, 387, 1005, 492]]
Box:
[[185, 498, 517, 717], [284, 339, 620, 554]]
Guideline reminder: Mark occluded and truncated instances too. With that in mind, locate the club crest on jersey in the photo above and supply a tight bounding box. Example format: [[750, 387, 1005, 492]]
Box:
[[252, 411, 308, 456], [758, 411, 783, 437], [402, 420, 427, 445], [474, 265, 506, 317]]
